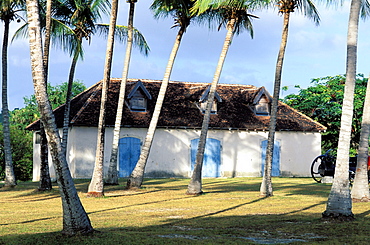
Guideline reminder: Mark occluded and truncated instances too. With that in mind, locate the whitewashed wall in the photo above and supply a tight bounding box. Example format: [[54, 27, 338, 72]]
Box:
[[32, 127, 322, 181]]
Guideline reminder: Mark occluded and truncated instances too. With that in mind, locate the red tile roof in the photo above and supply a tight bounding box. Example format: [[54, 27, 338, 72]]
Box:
[[26, 79, 326, 132]]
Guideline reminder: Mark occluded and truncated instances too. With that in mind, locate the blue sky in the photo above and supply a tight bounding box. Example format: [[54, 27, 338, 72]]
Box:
[[3, 0, 370, 110]]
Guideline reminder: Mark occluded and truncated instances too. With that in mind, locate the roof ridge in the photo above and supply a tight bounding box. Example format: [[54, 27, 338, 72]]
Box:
[[109, 78, 258, 88]]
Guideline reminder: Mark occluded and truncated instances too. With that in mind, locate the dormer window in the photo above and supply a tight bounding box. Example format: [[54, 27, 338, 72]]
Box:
[[200, 100, 217, 114], [130, 91, 147, 112], [252, 87, 272, 116], [255, 96, 270, 116], [198, 86, 222, 114], [127, 80, 152, 112]]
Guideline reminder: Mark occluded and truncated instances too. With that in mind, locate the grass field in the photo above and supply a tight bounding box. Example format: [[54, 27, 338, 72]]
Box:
[[0, 177, 369, 244]]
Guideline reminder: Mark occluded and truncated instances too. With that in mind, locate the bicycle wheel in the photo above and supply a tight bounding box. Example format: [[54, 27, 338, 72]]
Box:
[[311, 156, 326, 183]]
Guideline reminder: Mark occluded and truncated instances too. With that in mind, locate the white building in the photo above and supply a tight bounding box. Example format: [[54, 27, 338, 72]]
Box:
[[27, 79, 326, 181]]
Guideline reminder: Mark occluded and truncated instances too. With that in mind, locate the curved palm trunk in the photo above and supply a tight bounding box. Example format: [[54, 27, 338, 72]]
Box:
[[61, 51, 79, 157], [260, 12, 290, 197], [2, 19, 16, 187], [87, 0, 119, 197], [39, 0, 53, 191], [126, 22, 187, 189], [26, 0, 93, 234], [186, 18, 236, 195], [322, 0, 360, 220], [106, 0, 136, 185], [351, 74, 370, 201]]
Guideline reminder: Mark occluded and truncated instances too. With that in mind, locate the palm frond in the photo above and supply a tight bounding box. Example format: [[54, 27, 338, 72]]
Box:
[[95, 24, 150, 56], [296, 0, 320, 26], [150, 0, 193, 19], [11, 23, 28, 42], [360, 0, 370, 19]]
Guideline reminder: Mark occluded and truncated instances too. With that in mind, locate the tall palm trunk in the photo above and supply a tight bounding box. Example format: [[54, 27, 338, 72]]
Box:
[[322, 0, 360, 220], [26, 0, 93, 234], [106, 0, 137, 185], [2, 18, 16, 187], [260, 12, 290, 197], [126, 20, 188, 189], [87, 0, 119, 197], [39, 0, 53, 191], [351, 74, 370, 201], [186, 18, 236, 195], [61, 49, 80, 156]]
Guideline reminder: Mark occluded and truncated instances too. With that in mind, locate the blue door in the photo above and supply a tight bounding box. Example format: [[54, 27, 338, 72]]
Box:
[[191, 138, 221, 177], [261, 140, 280, 176], [119, 137, 141, 177]]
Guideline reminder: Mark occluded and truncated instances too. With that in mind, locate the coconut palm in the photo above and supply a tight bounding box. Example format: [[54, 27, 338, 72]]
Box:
[[1, 0, 25, 187], [46, 0, 147, 157], [260, 0, 320, 197], [105, 0, 138, 186], [322, 0, 361, 220], [351, 75, 370, 202], [126, 0, 202, 189], [26, 0, 93, 235], [186, 0, 261, 195], [38, 0, 53, 191], [87, 0, 120, 197], [88, 0, 149, 195]]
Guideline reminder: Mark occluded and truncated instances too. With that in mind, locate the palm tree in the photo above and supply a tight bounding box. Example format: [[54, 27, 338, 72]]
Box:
[[58, 0, 111, 156], [26, 0, 93, 235], [1, 0, 25, 187], [106, 0, 138, 186], [87, 0, 120, 197], [126, 0, 198, 189], [260, 0, 320, 197], [351, 74, 370, 202], [87, 0, 149, 194], [187, 0, 260, 195], [38, 0, 53, 191], [322, 0, 361, 220]]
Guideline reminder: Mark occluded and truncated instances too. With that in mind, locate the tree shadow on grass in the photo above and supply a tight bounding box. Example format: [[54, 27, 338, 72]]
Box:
[[3, 210, 369, 245]]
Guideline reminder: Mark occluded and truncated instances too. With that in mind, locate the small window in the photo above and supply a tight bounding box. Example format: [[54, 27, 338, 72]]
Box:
[[255, 97, 270, 116], [130, 97, 146, 112], [200, 101, 217, 114]]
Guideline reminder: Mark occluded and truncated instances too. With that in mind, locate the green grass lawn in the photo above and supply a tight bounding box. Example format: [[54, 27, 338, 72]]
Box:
[[0, 177, 369, 244]]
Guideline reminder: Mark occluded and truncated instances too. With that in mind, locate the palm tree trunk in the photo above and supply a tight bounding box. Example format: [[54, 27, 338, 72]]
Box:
[[186, 18, 236, 195], [260, 12, 290, 197], [126, 21, 187, 189], [61, 51, 79, 156], [351, 74, 370, 201], [39, 0, 53, 191], [2, 19, 16, 187], [26, 0, 93, 234], [323, 0, 360, 220], [106, 0, 136, 185], [87, 0, 119, 196]]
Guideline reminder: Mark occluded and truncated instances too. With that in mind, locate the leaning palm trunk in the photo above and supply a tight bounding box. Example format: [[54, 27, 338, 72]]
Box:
[[61, 51, 79, 156], [39, 0, 53, 191], [126, 21, 187, 189], [87, 0, 119, 197], [2, 18, 16, 187], [106, 0, 136, 185], [26, 0, 93, 234], [187, 18, 236, 195], [322, 0, 360, 220], [260, 12, 290, 197], [350, 73, 370, 201]]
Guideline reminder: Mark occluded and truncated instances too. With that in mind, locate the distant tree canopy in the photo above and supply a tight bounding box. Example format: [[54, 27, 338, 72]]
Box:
[[0, 81, 86, 181], [282, 74, 367, 156]]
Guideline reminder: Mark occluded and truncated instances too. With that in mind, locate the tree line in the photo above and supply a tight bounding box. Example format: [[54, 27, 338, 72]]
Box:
[[1, 0, 369, 236]]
